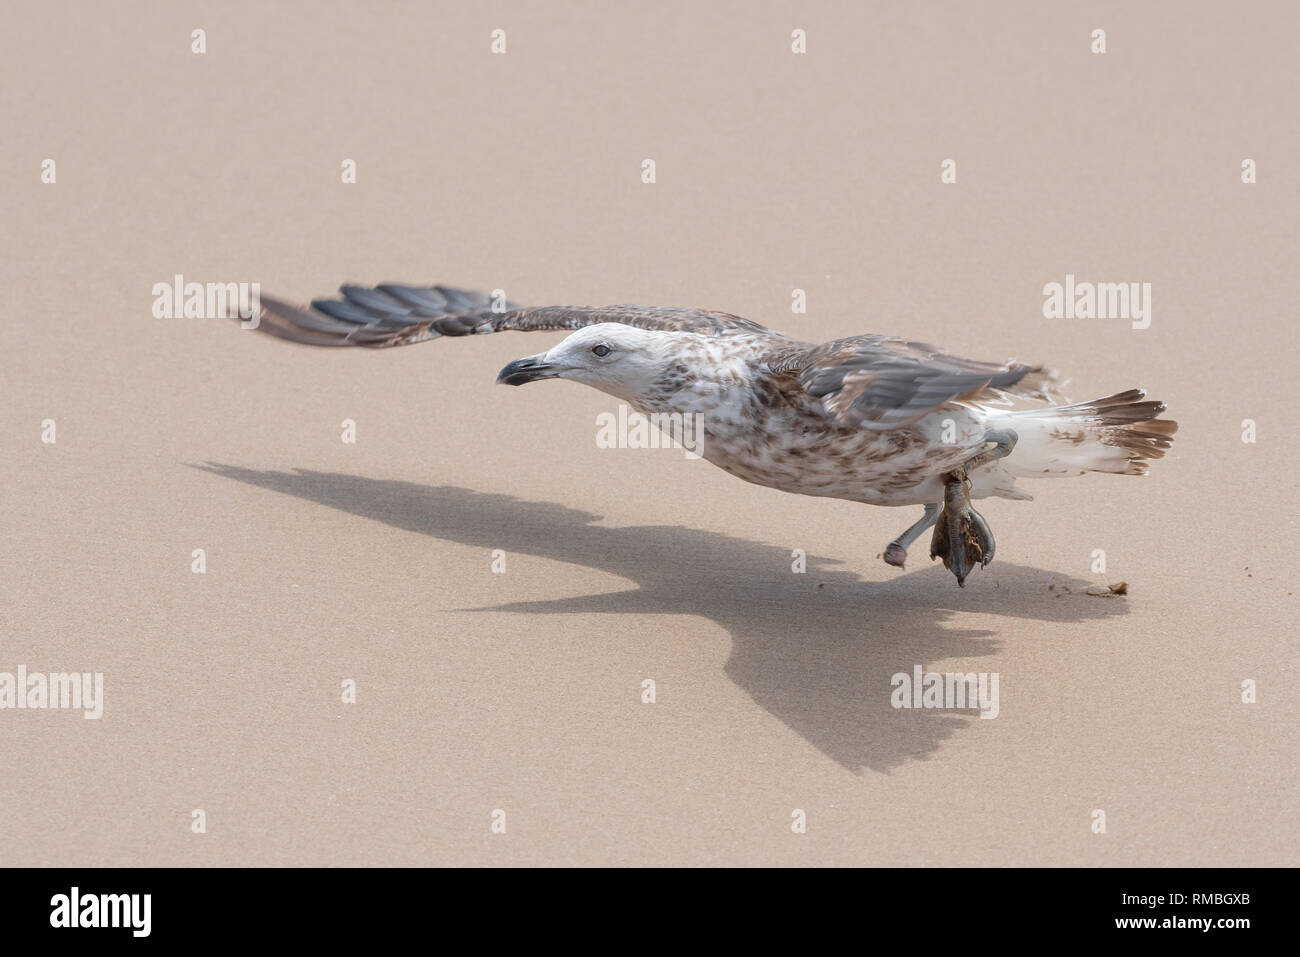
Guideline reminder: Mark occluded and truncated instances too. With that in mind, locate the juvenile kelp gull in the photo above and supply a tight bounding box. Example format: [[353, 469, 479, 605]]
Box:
[[248, 283, 1177, 586]]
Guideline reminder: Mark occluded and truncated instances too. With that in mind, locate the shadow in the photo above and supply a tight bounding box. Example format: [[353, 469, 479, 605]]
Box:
[[195, 465, 1125, 773]]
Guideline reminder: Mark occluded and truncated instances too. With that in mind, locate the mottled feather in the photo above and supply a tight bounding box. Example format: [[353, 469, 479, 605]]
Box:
[[257, 284, 770, 349], [246, 282, 1173, 505], [254, 283, 1049, 428]]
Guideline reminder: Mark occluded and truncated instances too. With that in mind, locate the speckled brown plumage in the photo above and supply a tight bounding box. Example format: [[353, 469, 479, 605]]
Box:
[[251, 283, 1177, 509]]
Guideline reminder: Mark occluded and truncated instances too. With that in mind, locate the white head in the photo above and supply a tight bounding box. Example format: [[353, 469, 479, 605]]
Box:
[[496, 323, 683, 402]]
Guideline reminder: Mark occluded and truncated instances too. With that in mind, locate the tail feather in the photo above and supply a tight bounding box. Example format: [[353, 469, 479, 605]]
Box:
[[994, 389, 1177, 477]]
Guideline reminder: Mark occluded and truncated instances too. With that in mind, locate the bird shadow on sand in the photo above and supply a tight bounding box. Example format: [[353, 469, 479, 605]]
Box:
[[196, 465, 1126, 773]]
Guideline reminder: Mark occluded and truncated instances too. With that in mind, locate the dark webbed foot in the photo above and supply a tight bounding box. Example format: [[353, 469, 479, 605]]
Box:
[[883, 542, 908, 567], [883, 503, 941, 568], [925, 429, 1016, 586], [930, 470, 996, 587]]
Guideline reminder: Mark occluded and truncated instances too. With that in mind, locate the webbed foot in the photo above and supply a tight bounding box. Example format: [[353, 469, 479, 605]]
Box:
[[883, 502, 941, 569], [930, 471, 996, 587]]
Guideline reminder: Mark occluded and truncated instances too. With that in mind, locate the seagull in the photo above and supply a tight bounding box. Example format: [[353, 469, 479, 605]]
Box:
[[247, 283, 1176, 586]]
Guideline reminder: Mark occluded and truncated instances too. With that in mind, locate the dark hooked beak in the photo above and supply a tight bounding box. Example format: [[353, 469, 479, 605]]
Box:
[[496, 354, 559, 386]]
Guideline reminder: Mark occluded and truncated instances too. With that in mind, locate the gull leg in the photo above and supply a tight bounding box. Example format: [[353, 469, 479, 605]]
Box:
[[929, 430, 1016, 586], [961, 429, 1018, 473], [883, 503, 941, 568]]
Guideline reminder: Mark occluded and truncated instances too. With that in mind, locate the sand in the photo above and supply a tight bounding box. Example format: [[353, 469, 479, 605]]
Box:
[[1, 0, 1295, 866]]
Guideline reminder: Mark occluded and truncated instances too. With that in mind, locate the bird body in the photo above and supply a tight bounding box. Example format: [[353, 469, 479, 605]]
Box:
[[603, 329, 975, 507], [249, 283, 1176, 583], [584, 328, 1161, 508]]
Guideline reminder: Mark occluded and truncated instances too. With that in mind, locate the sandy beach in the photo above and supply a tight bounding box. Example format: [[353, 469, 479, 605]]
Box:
[[1, 0, 1296, 866]]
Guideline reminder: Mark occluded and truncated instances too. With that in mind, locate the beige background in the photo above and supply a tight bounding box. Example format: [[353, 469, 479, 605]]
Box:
[[2, 1, 1296, 866]]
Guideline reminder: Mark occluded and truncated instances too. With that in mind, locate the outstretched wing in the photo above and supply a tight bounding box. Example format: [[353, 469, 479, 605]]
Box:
[[765, 335, 1055, 431], [252, 283, 769, 347]]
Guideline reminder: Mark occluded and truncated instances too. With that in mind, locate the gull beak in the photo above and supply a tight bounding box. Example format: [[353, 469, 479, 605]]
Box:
[[496, 354, 559, 386]]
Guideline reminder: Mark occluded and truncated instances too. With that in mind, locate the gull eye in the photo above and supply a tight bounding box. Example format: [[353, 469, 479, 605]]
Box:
[[592, 344, 612, 357]]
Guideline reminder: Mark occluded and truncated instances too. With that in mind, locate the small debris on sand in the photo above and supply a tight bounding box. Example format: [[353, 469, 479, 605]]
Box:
[[1085, 582, 1129, 597]]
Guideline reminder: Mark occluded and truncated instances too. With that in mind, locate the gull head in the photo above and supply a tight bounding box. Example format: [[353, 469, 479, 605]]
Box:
[[496, 323, 682, 402]]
